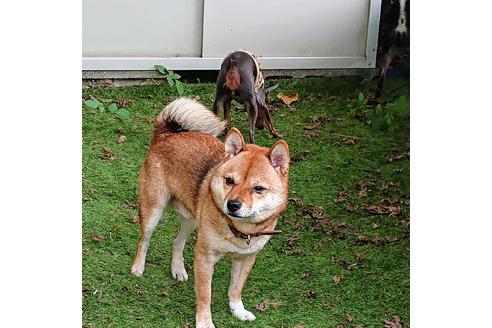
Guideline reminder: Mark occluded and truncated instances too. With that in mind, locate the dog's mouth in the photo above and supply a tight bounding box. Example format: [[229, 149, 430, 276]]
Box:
[[227, 212, 245, 219]]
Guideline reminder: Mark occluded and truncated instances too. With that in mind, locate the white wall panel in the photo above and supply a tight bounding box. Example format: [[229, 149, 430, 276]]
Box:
[[202, 0, 370, 58], [82, 0, 203, 57]]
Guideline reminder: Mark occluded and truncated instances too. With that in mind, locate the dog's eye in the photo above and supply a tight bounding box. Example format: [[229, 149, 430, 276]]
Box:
[[225, 177, 235, 186], [253, 186, 266, 193]]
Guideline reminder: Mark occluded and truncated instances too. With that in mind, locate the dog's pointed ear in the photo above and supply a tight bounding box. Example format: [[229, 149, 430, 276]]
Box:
[[224, 128, 245, 156], [269, 140, 290, 176]]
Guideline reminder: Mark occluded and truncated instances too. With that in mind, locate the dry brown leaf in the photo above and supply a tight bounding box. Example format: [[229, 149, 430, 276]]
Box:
[[123, 201, 139, 210], [304, 122, 321, 130], [101, 147, 117, 161], [335, 190, 346, 203], [335, 259, 357, 270], [383, 316, 403, 328], [365, 204, 401, 216], [183, 322, 192, 328], [304, 290, 316, 298], [291, 149, 311, 162], [357, 252, 369, 262], [346, 314, 353, 322], [372, 222, 380, 229], [90, 234, 103, 242], [253, 299, 280, 312], [333, 275, 341, 285], [345, 204, 356, 212], [357, 190, 368, 198], [277, 92, 299, 105], [253, 299, 270, 312], [286, 235, 300, 246], [117, 135, 127, 144], [116, 98, 133, 108], [293, 325, 305, 328], [131, 215, 139, 224], [387, 152, 409, 163], [345, 136, 358, 145]]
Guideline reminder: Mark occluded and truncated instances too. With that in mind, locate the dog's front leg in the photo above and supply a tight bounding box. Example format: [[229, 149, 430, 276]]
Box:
[[228, 254, 257, 321], [194, 248, 218, 328]]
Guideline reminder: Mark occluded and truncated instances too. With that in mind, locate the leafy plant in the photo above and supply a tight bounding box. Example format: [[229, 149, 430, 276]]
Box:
[[350, 92, 409, 133], [155, 64, 184, 96], [84, 98, 130, 121]]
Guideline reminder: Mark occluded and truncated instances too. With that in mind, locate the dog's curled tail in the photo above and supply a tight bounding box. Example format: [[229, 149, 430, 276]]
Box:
[[154, 97, 226, 137]]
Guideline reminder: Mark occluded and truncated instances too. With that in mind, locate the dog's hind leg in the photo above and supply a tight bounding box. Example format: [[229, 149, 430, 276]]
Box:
[[130, 198, 167, 276], [213, 93, 232, 130], [243, 95, 258, 144], [171, 203, 196, 282], [131, 167, 169, 277]]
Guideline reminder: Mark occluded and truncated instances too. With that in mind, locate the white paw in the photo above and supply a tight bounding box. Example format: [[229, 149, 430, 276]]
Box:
[[171, 262, 188, 282], [229, 300, 256, 321], [196, 320, 215, 328], [131, 263, 144, 277]]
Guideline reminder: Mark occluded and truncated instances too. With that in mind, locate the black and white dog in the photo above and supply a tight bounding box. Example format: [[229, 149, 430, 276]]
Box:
[[375, 0, 410, 99]]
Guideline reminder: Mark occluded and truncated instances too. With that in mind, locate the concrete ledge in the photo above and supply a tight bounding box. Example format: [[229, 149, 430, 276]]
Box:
[[82, 69, 379, 88]]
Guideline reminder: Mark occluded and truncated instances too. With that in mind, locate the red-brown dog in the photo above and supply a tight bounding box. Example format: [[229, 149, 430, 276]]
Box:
[[130, 98, 290, 327]]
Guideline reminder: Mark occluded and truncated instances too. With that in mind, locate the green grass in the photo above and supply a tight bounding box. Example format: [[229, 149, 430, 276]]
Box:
[[82, 76, 409, 328]]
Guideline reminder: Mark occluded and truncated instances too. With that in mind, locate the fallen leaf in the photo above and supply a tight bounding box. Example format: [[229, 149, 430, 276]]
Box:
[[333, 275, 341, 285], [253, 299, 280, 312], [356, 252, 369, 262], [293, 325, 305, 328], [303, 130, 316, 139], [131, 215, 139, 224], [285, 235, 299, 246], [116, 98, 133, 108], [90, 234, 103, 242], [291, 149, 311, 162], [387, 152, 409, 163], [365, 204, 401, 216], [304, 290, 317, 298], [372, 222, 380, 229], [183, 322, 192, 328], [383, 316, 403, 328], [117, 135, 127, 144], [123, 201, 139, 210], [346, 314, 353, 322], [277, 92, 299, 105], [345, 136, 358, 145], [345, 204, 356, 212], [335, 259, 357, 270], [304, 122, 321, 130], [100, 147, 117, 161], [357, 190, 368, 198], [334, 189, 346, 203], [336, 324, 345, 328]]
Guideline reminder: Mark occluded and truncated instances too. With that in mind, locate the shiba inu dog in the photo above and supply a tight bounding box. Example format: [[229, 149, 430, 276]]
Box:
[[130, 97, 290, 328]]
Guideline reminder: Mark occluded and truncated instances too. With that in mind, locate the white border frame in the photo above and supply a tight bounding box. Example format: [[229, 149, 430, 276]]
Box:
[[82, 0, 381, 71]]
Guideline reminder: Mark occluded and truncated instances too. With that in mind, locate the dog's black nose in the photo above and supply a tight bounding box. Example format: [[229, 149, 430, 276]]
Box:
[[227, 199, 242, 212]]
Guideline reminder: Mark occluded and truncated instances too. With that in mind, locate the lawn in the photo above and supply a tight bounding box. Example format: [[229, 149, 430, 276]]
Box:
[[82, 76, 410, 328]]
